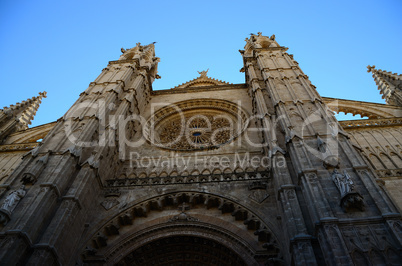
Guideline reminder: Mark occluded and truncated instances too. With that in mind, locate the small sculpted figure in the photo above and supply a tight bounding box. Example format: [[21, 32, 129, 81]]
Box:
[[332, 169, 353, 198], [1, 185, 26, 213]]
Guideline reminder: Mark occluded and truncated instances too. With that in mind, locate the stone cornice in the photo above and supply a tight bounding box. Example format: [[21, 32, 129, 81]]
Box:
[[323, 97, 401, 118], [0, 142, 39, 152], [375, 169, 402, 179], [152, 84, 246, 95], [322, 97, 395, 108], [172, 73, 233, 89], [105, 171, 269, 187], [108, 59, 137, 65], [243, 47, 289, 59], [253, 46, 289, 52], [339, 117, 402, 129]]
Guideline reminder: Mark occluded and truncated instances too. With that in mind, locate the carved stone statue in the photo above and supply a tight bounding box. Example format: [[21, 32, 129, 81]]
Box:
[[332, 169, 353, 198], [332, 170, 364, 212], [119, 42, 142, 61], [197, 69, 209, 77], [317, 136, 327, 153], [1, 185, 26, 213]]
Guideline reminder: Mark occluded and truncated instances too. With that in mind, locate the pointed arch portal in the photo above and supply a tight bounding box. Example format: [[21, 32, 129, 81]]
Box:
[[81, 192, 285, 265]]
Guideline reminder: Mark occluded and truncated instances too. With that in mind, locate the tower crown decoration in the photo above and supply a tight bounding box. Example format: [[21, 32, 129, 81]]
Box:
[[243, 32, 280, 57], [245, 32, 277, 48], [119, 42, 159, 66], [118, 42, 160, 80]]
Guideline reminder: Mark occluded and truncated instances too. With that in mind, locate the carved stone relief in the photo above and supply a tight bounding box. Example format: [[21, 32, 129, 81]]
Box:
[[0, 185, 26, 225], [331, 169, 364, 212], [144, 99, 249, 151]]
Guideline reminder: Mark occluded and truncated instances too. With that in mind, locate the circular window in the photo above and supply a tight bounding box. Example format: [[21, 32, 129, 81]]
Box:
[[144, 99, 248, 151]]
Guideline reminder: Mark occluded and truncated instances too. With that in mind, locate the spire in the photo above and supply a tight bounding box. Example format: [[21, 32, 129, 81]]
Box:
[[0, 91, 47, 142], [367, 65, 402, 106]]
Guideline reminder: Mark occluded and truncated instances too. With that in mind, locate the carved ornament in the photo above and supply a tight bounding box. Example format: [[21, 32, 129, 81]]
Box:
[[143, 99, 249, 151]]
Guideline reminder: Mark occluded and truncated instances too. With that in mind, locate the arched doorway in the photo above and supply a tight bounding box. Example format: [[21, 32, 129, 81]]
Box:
[[81, 192, 286, 265], [116, 235, 247, 266]]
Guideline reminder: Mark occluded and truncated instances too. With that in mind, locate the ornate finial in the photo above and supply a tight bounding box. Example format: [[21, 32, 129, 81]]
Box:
[[197, 69, 209, 77], [270, 34, 275, 41], [257, 32, 262, 36], [367, 65, 375, 73]]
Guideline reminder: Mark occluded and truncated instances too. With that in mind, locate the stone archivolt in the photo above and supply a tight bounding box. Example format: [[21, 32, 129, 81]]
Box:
[[83, 191, 281, 264]]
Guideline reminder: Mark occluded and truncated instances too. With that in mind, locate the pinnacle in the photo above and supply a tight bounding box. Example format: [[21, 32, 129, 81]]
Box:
[[367, 65, 402, 106], [367, 66, 401, 78], [367, 65, 375, 73], [1, 91, 47, 127], [2, 91, 47, 111]]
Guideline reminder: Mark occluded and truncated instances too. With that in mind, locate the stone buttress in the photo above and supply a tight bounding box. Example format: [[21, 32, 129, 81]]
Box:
[[0, 43, 159, 265], [241, 33, 402, 265]]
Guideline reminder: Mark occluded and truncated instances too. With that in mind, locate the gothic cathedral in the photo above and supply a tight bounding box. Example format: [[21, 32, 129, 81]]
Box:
[[0, 33, 401, 265]]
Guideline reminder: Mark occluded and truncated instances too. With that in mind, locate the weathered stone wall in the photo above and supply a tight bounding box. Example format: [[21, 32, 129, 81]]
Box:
[[0, 151, 28, 185], [344, 124, 402, 210], [0, 122, 56, 185]]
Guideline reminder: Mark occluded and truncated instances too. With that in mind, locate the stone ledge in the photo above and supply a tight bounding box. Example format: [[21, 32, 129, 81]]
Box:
[[105, 171, 269, 187], [0, 142, 38, 152], [339, 117, 402, 129], [152, 83, 247, 95]]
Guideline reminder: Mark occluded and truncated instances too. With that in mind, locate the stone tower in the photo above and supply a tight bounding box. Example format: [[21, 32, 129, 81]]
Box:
[[0, 34, 401, 265]]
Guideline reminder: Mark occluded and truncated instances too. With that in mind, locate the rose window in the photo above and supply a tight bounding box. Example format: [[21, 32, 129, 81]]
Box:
[[144, 99, 248, 151]]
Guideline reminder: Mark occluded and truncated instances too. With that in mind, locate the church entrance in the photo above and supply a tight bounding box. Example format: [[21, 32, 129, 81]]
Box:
[[115, 235, 247, 266], [84, 192, 284, 265]]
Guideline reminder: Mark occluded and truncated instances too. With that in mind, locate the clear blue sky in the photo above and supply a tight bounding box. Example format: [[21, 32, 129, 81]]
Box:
[[1, 0, 401, 127]]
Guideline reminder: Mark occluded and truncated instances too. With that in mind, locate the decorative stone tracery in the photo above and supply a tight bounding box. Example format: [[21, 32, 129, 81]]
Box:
[[107, 171, 269, 187], [158, 112, 232, 150], [144, 99, 249, 151]]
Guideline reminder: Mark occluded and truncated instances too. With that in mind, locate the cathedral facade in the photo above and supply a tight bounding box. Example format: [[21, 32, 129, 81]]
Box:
[[0, 33, 401, 265]]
